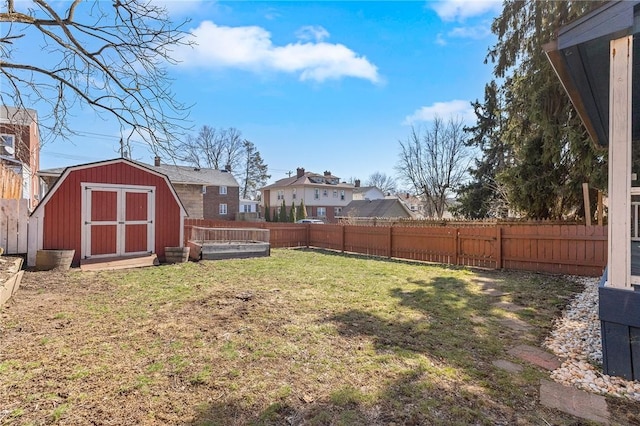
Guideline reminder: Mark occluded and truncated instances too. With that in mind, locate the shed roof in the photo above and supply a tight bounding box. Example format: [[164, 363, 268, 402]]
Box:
[[32, 158, 187, 217], [544, 1, 640, 147], [39, 159, 239, 187]]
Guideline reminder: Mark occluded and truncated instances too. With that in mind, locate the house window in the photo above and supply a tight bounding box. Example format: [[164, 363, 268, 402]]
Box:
[[340, 190, 345, 201], [323, 189, 328, 197], [314, 188, 320, 199], [277, 190, 284, 200], [0, 134, 15, 157], [334, 207, 342, 215], [243, 204, 252, 213], [317, 207, 326, 217], [292, 188, 296, 199], [219, 186, 227, 195], [219, 203, 228, 215], [333, 190, 338, 198], [202, 186, 207, 194]]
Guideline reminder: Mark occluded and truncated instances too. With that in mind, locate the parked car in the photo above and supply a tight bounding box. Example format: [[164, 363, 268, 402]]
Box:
[[296, 219, 324, 224]]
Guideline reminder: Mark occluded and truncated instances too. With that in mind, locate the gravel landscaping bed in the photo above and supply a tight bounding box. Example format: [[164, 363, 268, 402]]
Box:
[[545, 276, 640, 401]]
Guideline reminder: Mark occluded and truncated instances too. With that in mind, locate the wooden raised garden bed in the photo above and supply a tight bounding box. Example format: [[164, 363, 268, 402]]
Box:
[[187, 226, 270, 261]]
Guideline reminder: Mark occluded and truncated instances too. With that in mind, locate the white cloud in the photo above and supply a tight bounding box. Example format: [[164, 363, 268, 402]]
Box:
[[295, 25, 330, 42], [430, 0, 501, 22], [403, 100, 474, 125], [448, 25, 491, 40], [175, 21, 380, 84], [435, 33, 447, 46]]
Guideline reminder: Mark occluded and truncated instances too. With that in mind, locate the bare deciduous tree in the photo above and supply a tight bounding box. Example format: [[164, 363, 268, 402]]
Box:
[[178, 126, 243, 170], [0, 0, 192, 153], [396, 116, 471, 218], [172, 125, 270, 200], [365, 171, 396, 195]]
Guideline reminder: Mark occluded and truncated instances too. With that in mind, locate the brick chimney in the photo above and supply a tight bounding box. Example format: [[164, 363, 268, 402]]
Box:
[[225, 164, 231, 172], [154, 156, 161, 166], [324, 170, 331, 176], [355, 179, 360, 188], [296, 167, 305, 178]]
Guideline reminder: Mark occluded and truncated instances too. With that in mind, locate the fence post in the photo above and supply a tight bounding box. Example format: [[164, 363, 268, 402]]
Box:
[[454, 228, 460, 265], [388, 226, 392, 258], [496, 226, 502, 269], [341, 224, 345, 253]]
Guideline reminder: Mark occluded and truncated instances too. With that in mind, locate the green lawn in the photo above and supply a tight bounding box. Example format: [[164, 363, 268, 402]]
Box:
[[1, 249, 633, 425]]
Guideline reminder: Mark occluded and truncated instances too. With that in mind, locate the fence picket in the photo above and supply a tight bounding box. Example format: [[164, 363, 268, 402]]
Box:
[[183, 219, 608, 277]]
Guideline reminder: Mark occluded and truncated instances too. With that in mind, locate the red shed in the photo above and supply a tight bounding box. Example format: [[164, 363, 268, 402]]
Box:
[[27, 158, 187, 267]]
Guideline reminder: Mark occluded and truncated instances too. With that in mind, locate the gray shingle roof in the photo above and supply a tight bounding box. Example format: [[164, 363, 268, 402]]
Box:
[[340, 199, 415, 218]]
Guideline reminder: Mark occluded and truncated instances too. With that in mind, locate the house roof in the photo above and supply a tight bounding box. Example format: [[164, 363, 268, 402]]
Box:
[[339, 199, 415, 219], [0, 106, 37, 125], [353, 186, 381, 194], [39, 159, 239, 187], [32, 157, 187, 218], [544, 1, 640, 147], [262, 171, 353, 190]]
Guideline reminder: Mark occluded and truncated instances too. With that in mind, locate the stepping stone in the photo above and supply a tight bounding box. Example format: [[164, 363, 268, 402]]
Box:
[[492, 301, 525, 312], [482, 288, 509, 297], [540, 379, 609, 424], [498, 317, 532, 333], [508, 345, 561, 371], [492, 359, 523, 373]]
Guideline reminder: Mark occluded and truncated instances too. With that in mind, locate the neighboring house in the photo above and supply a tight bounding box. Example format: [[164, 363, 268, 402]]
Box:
[[339, 199, 416, 220], [39, 157, 240, 221], [398, 194, 426, 218], [0, 106, 42, 210], [240, 199, 259, 214], [261, 167, 355, 222], [238, 198, 261, 222], [352, 180, 385, 201]]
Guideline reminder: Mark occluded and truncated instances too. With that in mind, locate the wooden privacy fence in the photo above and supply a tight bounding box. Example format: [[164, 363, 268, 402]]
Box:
[[0, 198, 29, 254], [184, 219, 607, 276], [0, 163, 22, 199]]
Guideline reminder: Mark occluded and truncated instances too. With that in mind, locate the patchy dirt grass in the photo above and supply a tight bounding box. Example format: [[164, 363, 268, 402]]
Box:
[[0, 249, 636, 425]]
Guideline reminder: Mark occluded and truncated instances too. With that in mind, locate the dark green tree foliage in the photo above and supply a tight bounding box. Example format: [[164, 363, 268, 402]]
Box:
[[240, 140, 271, 200], [264, 204, 271, 222], [297, 200, 307, 221], [455, 81, 511, 218], [279, 200, 287, 222], [485, 0, 607, 219], [289, 201, 296, 222]]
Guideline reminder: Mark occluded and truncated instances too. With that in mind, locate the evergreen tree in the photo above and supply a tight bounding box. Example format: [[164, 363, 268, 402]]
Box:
[[485, 0, 607, 219], [289, 201, 296, 222], [264, 204, 271, 222], [454, 81, 511, 218], [297, 200, 307, 220], [239, 140, 271, 199], [279, 200, 287, 222]]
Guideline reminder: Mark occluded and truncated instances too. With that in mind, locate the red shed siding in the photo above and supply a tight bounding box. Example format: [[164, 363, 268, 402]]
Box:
[[42, 162, 182, 265]]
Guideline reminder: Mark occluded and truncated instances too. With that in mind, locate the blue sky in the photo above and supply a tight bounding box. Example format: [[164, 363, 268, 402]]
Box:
[[37, 0, 502, 185]]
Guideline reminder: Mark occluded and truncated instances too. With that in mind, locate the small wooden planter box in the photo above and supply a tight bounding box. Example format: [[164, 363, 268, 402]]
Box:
[[1, 257, 24, 307], [35, 250, 75, 271], [165, 247, 190, 264]]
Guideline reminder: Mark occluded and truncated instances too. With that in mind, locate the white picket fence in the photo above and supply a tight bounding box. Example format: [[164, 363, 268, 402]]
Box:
[[0, 198, 29, 254]]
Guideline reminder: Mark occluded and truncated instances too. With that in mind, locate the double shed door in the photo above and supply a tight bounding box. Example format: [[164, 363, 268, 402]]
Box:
[[81, 183, 155, 259]]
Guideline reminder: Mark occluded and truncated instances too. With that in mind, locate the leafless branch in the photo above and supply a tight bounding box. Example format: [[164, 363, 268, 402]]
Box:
[[0, 0, 194, 151]]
